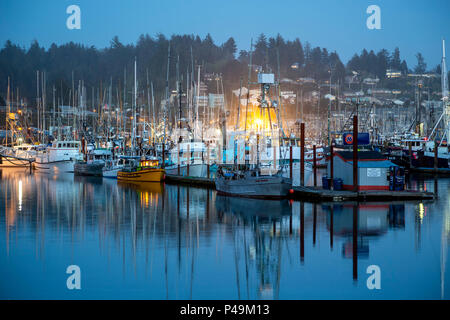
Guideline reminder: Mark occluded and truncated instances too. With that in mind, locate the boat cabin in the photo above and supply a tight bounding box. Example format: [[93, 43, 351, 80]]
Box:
[[139, 159, 159, 168], [52, 141, 81, 149]]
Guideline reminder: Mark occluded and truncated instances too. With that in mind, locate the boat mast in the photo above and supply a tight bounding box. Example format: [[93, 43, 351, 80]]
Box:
[[442, 39, 450, 143], [163, 43, 171, 167], [6, 77, 10, 146], [132, 57, 137, 155]]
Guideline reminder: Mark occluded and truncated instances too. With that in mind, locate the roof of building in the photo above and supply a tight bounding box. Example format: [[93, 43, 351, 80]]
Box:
[[335, 151, 387, 161], [348, 160, 398, 168]]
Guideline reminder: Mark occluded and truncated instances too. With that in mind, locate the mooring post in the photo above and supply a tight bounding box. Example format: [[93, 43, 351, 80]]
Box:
[[300, 123, 305, 187], [313, 145, 317, 187], [187, 144, 190, 177], [207, 145, 210, 179], [353, 115, 358, 192], [289, 145, 293, 179], [434, 143, 438, 171], [330, 143, 334, 190], [177, 143, 180, 175]]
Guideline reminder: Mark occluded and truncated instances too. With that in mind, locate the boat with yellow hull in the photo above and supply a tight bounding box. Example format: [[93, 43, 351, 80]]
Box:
[[117, 159, 165, 182]]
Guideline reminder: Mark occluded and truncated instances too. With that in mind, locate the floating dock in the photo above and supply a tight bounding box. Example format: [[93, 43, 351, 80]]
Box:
[[165, 174, 215, 188], [164, 175, 434, 202], [292, 186, 435, 202]]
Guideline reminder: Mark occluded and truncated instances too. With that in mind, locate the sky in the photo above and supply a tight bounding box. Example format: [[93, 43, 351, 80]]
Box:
[[0, 0, 449, 68]]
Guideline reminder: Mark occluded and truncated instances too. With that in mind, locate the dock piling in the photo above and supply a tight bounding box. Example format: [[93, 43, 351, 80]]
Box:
[[289, 145, 293, 179], [353, 115, 358, 192], [177, 143, 180, 175], [313, 145, 317, 187], [330, 143, 334, 190], [187, 144, 190, 176], [300, 123, 305, 187]]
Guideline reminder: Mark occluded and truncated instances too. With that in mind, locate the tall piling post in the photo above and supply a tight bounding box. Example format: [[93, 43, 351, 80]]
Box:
[[353, 115, 358, 192], [300, 123, 305, 187], [330, 143, 334, 190], [289, 145, 293, 179], [313, 145, 317, 187], [187, 144, 190, 177], [177, 143, 180, 175], [207, 145, 210, 179]]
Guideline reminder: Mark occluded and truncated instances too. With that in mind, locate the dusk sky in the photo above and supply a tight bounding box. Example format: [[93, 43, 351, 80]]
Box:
[[1, 0, 449, 68]]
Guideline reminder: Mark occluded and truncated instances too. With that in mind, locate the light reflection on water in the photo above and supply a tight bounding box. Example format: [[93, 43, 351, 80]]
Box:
[[0, 168, 449, 300]]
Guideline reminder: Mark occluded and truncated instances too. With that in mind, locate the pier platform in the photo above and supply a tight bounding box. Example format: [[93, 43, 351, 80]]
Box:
[[292, 186, 435, 202], [165, 174, 215, 188]]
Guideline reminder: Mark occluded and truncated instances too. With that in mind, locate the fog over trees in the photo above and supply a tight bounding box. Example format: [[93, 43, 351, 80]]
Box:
[[0, 32, 437, 107]]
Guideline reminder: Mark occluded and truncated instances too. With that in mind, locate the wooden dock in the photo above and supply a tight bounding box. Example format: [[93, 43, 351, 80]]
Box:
[[165, 174, 215, 188], [164, 175, 434, 202], [292, 186, 435, 202]]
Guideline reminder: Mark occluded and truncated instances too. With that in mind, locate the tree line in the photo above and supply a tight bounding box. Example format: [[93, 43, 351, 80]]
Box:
[[0, 32, 434, 107]]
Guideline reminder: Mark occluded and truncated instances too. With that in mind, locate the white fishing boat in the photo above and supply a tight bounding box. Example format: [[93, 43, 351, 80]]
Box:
[[33, 140, 83, 173], [0, 144, 38, 167], [165, 140, 216, 178]]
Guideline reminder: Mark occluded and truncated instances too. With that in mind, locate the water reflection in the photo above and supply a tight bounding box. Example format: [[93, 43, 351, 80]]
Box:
[[0, 167, 449, 299]]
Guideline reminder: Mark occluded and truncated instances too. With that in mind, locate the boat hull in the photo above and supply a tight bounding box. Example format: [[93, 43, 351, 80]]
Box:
[[74, 162, 105, 177], [102, 167, 122, 178], [33, 160, 75, 173], [165, 163, 213, 178], [0, 156, 32, 167], [117, 168, 165, 182], [215, 175, 292, 199]]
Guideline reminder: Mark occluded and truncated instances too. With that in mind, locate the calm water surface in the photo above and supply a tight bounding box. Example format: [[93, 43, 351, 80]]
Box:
[[0, 168, 449, 299]]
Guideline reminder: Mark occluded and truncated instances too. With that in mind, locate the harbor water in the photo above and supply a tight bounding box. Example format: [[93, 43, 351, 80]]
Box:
[[0, 168, 449, 299]]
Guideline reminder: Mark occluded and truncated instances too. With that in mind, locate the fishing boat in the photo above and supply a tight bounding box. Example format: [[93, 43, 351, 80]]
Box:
[[74, 148, 124, 177], [33, 140, 83, 173], [215, 166, 292, 199], [117, 157, 165, 182], [0, 144, 38, 167], [165, 140, 217, 178]]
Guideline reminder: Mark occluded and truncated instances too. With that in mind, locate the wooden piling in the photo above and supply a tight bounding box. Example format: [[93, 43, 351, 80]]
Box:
[[289, 145, 293, 179], [353, 115, 358, 192], [330, 143, 334, 189], [207, 145, 210, 179], [177, 143, 180, 175], [300, 123, 305, 187], [313, 145, 317, 187], [187, 144, 190, 176]]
